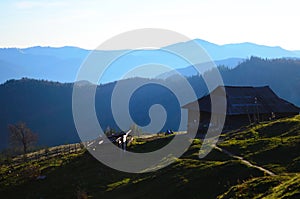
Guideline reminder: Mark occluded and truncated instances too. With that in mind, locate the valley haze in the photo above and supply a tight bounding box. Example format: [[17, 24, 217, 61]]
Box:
[[1, 39, 300, 84]]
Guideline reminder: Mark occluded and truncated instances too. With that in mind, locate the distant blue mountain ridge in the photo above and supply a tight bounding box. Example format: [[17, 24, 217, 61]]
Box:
[[1, 39, 300, 84]]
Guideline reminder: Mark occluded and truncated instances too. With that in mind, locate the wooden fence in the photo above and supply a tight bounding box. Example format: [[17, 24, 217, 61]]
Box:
[[10, 143, 84, 165]]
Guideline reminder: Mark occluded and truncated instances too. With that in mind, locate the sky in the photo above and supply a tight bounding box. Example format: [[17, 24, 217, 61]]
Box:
[[1, 0, 300, 50]]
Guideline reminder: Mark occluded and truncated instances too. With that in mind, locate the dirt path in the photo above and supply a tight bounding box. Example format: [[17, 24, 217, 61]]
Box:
[[214, 146, 276, 176]]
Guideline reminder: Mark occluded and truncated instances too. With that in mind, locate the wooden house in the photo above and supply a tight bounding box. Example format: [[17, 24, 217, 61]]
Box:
[[182, 86, 300, 134]]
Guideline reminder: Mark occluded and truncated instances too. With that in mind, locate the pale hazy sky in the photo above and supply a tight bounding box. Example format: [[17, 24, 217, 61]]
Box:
[[1, 0, 300, 50]]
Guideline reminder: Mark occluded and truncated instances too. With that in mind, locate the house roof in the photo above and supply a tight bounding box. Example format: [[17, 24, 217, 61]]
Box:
[[182, 86, 300, 115]]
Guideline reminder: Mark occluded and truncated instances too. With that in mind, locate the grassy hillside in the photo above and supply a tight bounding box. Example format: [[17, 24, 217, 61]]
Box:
[[217, 115, 300, 198], [0, 137, 263, 198], [218, 174, 300, 199], [1, 115, 300, 198], [219, 115, 300, 174]]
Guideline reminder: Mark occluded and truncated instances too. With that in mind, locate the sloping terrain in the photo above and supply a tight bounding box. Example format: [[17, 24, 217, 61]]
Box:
[[218, 174, 300, 199], [0, 137, 263, 199], [217, 115, 300, 198], [1, 116, 300, 198], [219, 115, 300, 173]]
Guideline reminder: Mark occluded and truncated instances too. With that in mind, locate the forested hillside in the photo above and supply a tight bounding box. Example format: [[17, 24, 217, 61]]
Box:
[[0, 57, 299, 149]]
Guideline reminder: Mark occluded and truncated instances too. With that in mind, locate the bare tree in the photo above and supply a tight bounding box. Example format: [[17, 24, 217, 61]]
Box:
[[8, 122, 38, 154]]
